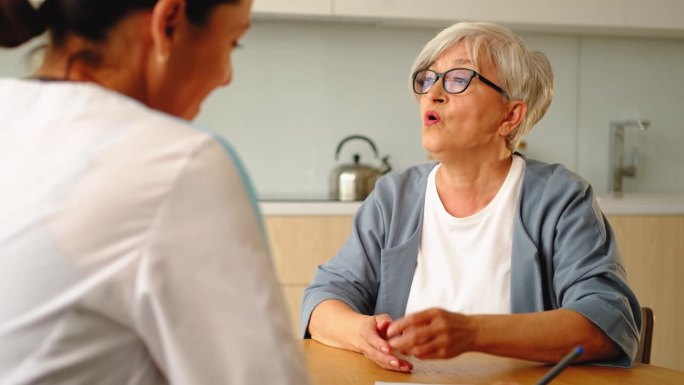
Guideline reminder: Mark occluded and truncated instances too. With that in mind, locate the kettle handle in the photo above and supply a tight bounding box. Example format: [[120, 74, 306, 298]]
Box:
[[335, 135, 379, 161]]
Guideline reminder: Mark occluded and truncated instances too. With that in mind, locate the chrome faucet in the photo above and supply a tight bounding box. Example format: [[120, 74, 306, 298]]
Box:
[[609, 119, 649, 195]]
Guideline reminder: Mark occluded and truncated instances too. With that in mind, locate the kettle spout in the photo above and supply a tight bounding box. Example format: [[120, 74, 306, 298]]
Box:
[[379, 156, 392, 175]]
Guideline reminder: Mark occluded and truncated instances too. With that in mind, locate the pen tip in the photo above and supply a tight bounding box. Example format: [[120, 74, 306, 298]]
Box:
[[577, 346, 584, 354]]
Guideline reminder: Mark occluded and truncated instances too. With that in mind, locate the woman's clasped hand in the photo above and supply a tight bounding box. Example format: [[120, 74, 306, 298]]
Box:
[[386, 308, 478, 360]]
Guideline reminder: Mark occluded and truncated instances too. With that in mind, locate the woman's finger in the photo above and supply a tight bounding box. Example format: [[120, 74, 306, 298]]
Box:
[[404, 336, 441, 358], [386, 309, 436, 338], [375, 314, 393, 339], [361, 320, 391, 352], [388, 317, 438, 351], [363, 347, 413, 372]]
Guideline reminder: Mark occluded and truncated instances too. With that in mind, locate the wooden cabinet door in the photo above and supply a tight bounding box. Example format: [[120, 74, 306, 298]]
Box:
[[265, 215, 353, 336], [608, 215, 684, 371]]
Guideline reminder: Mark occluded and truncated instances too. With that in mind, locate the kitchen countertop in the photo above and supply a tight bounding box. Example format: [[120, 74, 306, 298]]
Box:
[[260, 193, 684, 216], [260, 200, 362, 216], [595, 193, 684, 215]]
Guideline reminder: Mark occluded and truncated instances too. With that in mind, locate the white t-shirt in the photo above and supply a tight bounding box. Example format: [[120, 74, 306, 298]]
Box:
[[0, 79, 309, 385], [405, 156, 525, 315]]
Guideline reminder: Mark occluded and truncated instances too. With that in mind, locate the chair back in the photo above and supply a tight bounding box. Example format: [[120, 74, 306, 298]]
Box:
[[635, 307, 654, 364]]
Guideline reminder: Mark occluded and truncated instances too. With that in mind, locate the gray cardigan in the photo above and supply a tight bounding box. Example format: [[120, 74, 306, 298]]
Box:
[[301, 159, 641, 367]]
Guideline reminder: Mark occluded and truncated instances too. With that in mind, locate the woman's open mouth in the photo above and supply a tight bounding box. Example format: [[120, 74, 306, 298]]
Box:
[[424, 111, 441, 126]]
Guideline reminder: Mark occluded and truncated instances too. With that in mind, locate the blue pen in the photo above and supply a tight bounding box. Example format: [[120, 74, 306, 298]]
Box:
[[535, 346, 584, 385]]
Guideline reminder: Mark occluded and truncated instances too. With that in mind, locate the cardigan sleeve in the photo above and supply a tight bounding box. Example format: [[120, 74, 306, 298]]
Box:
[[548, 175, 641, 368], [300, 192, 387, 338]]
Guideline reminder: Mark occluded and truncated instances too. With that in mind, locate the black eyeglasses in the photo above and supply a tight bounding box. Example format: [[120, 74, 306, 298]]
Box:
[[412, 68, 507, 97]]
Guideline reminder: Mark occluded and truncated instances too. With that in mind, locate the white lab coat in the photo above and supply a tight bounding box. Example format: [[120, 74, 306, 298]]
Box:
[[0, 79, 309, 385]]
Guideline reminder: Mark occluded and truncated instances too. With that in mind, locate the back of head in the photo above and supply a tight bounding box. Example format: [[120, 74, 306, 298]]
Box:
[[0, 0, 238, 48], [1, 0, 244, 119], [410, 22, 554, 150], [0, 0, 47, 47]]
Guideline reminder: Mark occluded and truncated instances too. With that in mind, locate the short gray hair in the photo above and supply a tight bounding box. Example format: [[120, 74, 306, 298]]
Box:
[[410, 22, 553, 150]]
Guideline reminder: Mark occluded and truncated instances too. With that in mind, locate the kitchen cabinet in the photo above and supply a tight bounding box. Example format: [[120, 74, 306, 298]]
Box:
[[265, 212, 684, 371], [608, 215, 684, 372], [625, 0, 684, 30], [265, 215, 353, 336], [252, 0, 684, 37], [334, 0, 625, 29], [252, 0, 332, 17]]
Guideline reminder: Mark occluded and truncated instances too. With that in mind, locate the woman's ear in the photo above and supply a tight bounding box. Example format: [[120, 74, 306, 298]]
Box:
[[499, 100, 527, 137], [150, 0, 185, 63]]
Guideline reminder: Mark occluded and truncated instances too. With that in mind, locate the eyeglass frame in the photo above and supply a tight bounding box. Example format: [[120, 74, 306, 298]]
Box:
[[412, 67, 507, 98]]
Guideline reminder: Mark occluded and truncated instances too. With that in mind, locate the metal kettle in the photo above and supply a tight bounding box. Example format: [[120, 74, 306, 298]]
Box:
[[330, 135, 391, 201]]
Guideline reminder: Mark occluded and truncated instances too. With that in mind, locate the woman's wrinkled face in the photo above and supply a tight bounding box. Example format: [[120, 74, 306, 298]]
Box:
[[418, 42, 509, 159], [163, 0, 252, 119]]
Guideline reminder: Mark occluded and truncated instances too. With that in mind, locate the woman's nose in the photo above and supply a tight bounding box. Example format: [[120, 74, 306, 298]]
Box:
[[219, 63, 233, 87], [427, 79, 446, 103], [220, 70, 232, 87]]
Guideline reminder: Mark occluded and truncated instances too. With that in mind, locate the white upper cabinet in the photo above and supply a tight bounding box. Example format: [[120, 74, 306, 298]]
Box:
[[625, 0, 684, 30], [333, 0, 626, 29], [252, 0, 333, 17], [250, 0, 684, 37]]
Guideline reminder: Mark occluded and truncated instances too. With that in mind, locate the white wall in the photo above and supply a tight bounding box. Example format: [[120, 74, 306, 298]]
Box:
[[200, 21, 684, 197], [197, 22, 584, 198], [577, 36, 684, 193], [2, 22, 683, 197], [197, 22, 431, 199], [0, 41, 38, 77]]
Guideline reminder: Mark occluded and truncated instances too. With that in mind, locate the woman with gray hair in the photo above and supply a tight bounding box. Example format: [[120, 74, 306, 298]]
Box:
[[302, 22, 640, 372]]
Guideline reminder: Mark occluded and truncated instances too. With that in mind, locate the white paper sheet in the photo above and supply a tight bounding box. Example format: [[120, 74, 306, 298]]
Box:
[[375, 383, 465, 385]]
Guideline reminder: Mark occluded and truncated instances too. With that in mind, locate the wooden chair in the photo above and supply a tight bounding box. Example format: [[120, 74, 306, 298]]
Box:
[[635, 307, 654, 364]]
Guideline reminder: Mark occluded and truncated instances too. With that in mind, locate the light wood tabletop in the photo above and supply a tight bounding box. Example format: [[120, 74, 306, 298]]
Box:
[[302, 339, 684, 385]]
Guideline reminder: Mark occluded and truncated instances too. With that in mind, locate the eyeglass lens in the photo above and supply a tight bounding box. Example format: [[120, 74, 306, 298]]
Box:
[[413, 69, 475, 94]]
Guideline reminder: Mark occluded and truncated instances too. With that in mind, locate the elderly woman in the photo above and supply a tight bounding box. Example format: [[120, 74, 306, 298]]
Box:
[[302, 22, 640, 372]]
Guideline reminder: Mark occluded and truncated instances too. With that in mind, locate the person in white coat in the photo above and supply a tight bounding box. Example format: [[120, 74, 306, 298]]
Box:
[[0, 0, 310, 384]]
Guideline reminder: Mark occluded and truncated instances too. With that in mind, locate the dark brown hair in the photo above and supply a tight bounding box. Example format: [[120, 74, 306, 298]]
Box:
[[0, 0, 240, 48]]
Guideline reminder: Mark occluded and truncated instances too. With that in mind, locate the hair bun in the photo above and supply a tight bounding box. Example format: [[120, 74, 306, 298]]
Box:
[[0, 0, 47, 48]]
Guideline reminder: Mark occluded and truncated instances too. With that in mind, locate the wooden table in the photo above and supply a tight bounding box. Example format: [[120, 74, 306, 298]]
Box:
[[302, 340, 684, 385]]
